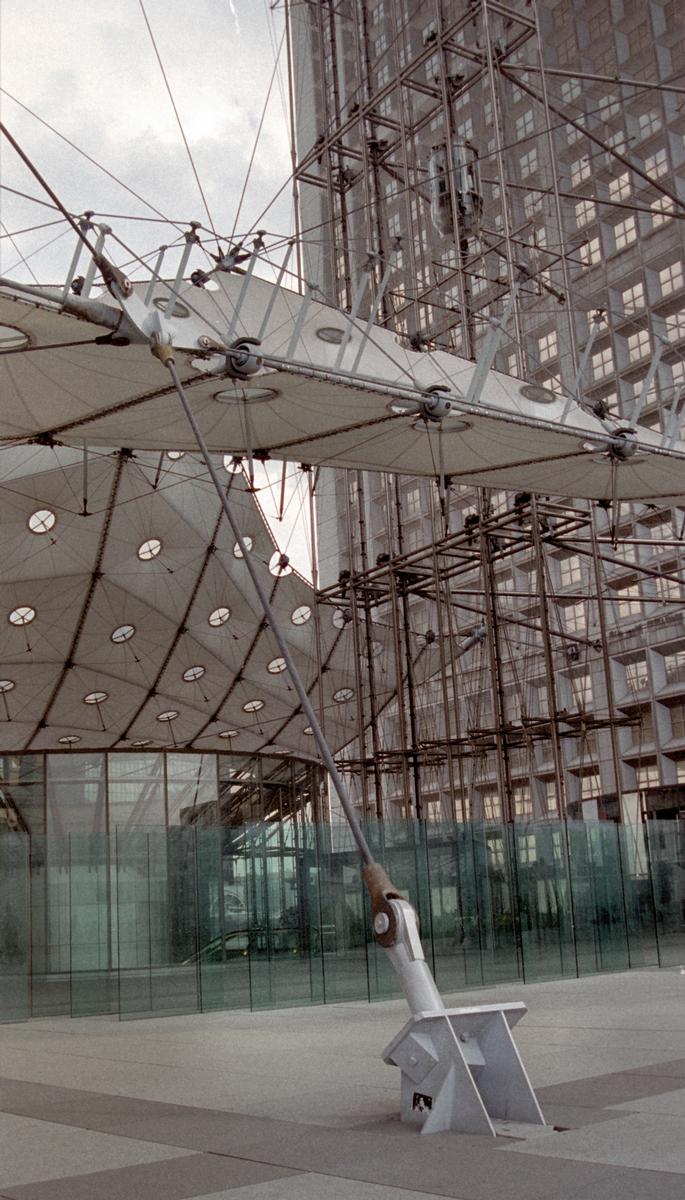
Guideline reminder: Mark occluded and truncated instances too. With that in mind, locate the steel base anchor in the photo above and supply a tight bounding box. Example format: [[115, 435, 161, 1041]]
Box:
[[364, 865, 545, 1137]]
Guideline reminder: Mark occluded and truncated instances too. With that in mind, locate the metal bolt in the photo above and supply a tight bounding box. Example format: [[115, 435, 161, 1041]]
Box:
[[198, 335, 213, 349], [373, 912, 390, 935]]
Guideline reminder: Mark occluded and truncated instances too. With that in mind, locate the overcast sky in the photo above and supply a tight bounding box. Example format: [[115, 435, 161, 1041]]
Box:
[[1, 1, 294, 281], [0, 1, 319, 575]]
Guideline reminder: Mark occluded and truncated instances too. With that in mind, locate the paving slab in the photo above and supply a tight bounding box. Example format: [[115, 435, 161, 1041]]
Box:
[[0, 1154, 301, 1200]]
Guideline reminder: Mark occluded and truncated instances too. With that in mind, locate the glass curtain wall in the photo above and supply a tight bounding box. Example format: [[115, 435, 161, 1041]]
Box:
[[1, 818, 682, 1023]]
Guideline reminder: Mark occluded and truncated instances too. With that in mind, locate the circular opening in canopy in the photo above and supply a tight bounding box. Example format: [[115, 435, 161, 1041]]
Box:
[[0, 680, 15, 693], [152, 297, 190, 318], [223, 455, 242, 473], [332, 607, 351, 629], [291, 605, 311, 625], [138, 538, 161, 560], [333, 687, 354, 702], [59, 735, 81, 745], [233, 537, 253, 558], [0, 325, 29, 352], [243, 698, 264, 712], [208, 606, 230, 626], [303, 725, 314, 735], [316, 327, 346, 344], [111, 624, 135, 643], [9, 605, 35, 626], [166, 451, 185, 461], [157, 710, 179, 722], [130, 739, 151, 747], [267, 657, 287, 674], [214, 386, 279, 404], [520, 383, 559, 405], [219, 728, 239, 739], [28, 509, 56, 535], [84, 691, 107, 705], [182, 665, 205, 682]]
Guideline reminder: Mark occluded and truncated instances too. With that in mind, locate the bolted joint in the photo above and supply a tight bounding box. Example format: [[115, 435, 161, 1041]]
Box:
[[419, 385, 454, 423], [225, 337, 263, 380], [609, 427, 638, 461], [363, 861, 403, 947]]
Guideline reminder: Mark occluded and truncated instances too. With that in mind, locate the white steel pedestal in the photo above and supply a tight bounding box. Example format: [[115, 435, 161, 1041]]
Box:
[[382, 1003, 545, 1136]]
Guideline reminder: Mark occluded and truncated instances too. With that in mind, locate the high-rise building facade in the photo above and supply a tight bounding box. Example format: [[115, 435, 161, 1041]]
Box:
[[287, 0, 685, 824]]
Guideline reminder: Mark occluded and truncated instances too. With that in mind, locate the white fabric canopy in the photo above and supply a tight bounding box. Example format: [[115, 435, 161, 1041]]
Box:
[[0, 446, 374, 756], [1, 274, 683, 502]]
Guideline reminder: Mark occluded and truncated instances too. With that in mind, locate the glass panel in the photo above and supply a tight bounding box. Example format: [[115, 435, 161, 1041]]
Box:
[[0, 754, 45, 834], [69, 833, 117, 1015], [0, 834, 30, 1022], [167, 754, 218, 826], [472, 823, 521, 985], [647, 819, 685, 966], [195, 827, 251, 1011], [618, 822, 659, 968], [47, 753, 106, 836], [515, 822, 577, 981], [116, 829, 201, 1019], [567, 821, 629, 975], [245, 822, 318, 1009], [108, 753, 165, 829], [429, 822, 486, 993], [314, 823, 368, 1004]]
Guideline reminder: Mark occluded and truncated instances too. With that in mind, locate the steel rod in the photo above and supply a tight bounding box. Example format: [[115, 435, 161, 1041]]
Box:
[[163, 353, 376, 867]]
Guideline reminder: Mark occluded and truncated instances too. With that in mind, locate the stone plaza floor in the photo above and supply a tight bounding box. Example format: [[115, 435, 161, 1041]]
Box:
[[0, 967, 683, 1198]]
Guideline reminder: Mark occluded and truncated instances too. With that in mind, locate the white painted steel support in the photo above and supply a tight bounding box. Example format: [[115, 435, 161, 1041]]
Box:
[[465, 279, 520, 406], [560, 312, 604, 424]]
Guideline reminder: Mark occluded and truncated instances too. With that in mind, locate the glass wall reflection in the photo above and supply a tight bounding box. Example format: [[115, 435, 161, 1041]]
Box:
[[0, 817, 682, 1024]]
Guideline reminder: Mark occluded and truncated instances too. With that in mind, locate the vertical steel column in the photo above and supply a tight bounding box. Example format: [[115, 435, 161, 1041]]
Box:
[[530, 496, 568, 818]]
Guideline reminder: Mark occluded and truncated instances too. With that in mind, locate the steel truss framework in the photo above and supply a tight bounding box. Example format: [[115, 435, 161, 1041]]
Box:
[[287, 0, 685, 824]]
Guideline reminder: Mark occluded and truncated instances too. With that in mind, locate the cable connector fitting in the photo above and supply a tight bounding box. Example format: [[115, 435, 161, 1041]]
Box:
[[150, 333, 175, 367]]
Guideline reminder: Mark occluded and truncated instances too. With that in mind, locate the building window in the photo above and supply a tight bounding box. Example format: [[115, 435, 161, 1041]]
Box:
[[609, 172, 631, 201], [627, 328, 651, 362], [516, 109, 534, 140], [645, 147, 668, 178], [635, 762, 659, 789], [592, 344, 614, 380], [665, 649, 685, 684], [616, 583, 642, 617], [621, 281, 644, 315], [651, 197, 672, 229], [576, 198, 596, 228], [588, 10, 611, 38], [598, 94, 620, 119], [405, 485, 422, 517], [570, 158, 591, 187], [513, 785, 533, 818], [656, 574, 682, 602], [614, 216, 637, 250], [637, 109, 661, 139], [658, 261, 684, 297], [578, 238, 601, 267], [538, 330, 558, 363], [559, 555, 582, 586], [561, 78, 581, 102], [564, 602, 586, 632], [571, 673, 593, 707], [580, 771, 601, 799], [628, 21, 652, 58], [626, 658, 648, 690], [665, 309, 685, 345], [520, 148, 538, 179], [481, 789, 501, 821]]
